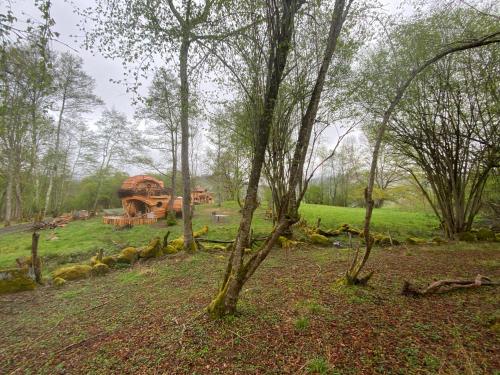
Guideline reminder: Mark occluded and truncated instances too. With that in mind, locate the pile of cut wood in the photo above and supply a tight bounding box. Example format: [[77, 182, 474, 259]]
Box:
[[33, 214, 73, 230]]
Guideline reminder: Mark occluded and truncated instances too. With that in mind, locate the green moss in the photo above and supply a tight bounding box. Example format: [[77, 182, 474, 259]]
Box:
[[457, 232, 476, 242], [204, 244, 227, 252], [309, 233, 330, 245], [139, 238, 163, 258], [101, 256, 116, 267], [431, 236, 446, 245], [193, 225, 209, 238], [89, 255, 98, 266], [169, 238, 184, 251], [374, 234, 399, 246], [496, 233, 500, 242], [279, 236, 298, 249], [406, 237, 427, 245], [92, 263, 110, 276], [347, 227, 362, 235], [491, 322, 500, 334], [116, 247, 138, 264], [53, 277, 66, 287], [52, 264, 92, 281], [326, 229, 342, 237], [163, 245, 178, 255], [476, 228, 495, 241], [0, 268, 36, 294]]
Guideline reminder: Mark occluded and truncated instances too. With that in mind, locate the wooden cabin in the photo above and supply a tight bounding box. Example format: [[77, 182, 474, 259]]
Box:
[[118, 175, 183, 218], [191, 186, 214, 204]]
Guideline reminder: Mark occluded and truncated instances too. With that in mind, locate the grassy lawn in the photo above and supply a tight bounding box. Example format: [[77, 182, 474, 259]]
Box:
[[0, 242, 498, 374], [0, 202, 445, 271]]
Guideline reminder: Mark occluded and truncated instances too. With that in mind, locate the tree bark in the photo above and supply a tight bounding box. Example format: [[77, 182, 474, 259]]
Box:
[[31, 231, 42, 284], [179, 37, 195, 251]]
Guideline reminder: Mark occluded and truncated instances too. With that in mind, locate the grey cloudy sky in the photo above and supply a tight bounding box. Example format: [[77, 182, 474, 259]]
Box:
[[9, 0, 403, 121]]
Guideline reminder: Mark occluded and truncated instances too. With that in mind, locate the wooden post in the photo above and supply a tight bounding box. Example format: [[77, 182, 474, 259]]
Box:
[[97, 248, 104, 262], [31, 231, 42, 284]]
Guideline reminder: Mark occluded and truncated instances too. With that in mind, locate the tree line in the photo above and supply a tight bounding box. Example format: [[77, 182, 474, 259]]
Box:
[[1, 0, 498, 316]]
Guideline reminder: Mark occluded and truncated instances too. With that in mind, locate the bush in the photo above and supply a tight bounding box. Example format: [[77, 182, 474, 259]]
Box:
[[457, 232, 476, 242], [305, 357, 330, 374], [476, 228, 495, 241]]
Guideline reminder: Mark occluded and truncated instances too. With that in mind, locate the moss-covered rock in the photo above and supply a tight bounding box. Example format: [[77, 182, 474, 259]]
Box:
[[116, 247, 138, 264], [16, 256, 42, 270], [169, 237, 198, 252], [0, 268, 36, 294], [53, 277, 66, 287], [347, 227, 362, 235], [457, 232, 476, 242], [52, 264, 92, 281], [431, 237, 446, 245], [406, 237, 427, 245], [193, 225, 209, 238], [309, 233, 330, 245], [92, 263, 110, 276], [140, 238, 163, 258], [476, 228, 495, 241], [101, 256, 117, 267], [169, 238, 183, 252], [326, 229, 342, 237], [163, 244, 178, 255]]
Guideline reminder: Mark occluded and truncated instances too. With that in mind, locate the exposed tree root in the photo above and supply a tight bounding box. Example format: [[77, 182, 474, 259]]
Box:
[[402, 274, 498, 297]]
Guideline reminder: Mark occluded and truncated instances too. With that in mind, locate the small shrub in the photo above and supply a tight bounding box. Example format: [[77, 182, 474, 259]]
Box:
[[294, 316, 310, 331], [476, 228, 495, 241], [306, 357, 330, 374], [457, 232, 476, 242]]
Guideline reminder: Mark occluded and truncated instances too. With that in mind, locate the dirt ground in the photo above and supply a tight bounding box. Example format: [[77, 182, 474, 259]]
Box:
[[0, 242, 499, 374]]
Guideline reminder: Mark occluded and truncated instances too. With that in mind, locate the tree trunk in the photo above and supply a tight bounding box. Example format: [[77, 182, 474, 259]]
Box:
[[31, 231, 42, 284], [168, 128, 178, 218], [179, 37, 195, 252], [207, 0, 342, 318], [4, 168, 13, 226]]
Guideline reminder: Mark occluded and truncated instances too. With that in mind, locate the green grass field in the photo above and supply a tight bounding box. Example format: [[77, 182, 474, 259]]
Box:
[[0, 202, 439, 270]]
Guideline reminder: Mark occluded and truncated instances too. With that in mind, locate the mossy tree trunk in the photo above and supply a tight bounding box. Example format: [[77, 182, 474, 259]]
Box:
[[207, 0, 303, 318], [208, 0, 351, 318], [31, 231, 42, 284]]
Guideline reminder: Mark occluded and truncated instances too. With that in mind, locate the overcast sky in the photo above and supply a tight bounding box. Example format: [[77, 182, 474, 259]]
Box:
[[4, 0, 406, 175], [8, 0, 403, 120]]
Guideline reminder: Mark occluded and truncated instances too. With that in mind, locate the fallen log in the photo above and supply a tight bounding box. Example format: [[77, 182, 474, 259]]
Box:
[[402, 274, 498, 297], [196, 236, 268, 244]]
